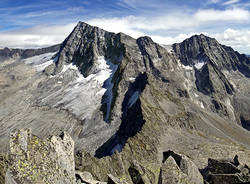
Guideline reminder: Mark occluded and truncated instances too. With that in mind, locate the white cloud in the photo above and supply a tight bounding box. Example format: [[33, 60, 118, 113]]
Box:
[[211, 28, 250, 52], [194, 8, 250, 22], [150, 33, 202, 45], [88, 8, 249, 33], [223, 0, 240, 5], [207, 0, 221, 4], [87, 17, 145, 38], [0, 23, 76, 48]]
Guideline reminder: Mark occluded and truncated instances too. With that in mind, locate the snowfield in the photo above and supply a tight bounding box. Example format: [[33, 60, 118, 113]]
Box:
[[25, 54, 118, 121]]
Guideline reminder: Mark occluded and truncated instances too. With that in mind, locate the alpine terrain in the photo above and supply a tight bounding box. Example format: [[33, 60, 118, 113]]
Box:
[[0, 22, 250, 184]]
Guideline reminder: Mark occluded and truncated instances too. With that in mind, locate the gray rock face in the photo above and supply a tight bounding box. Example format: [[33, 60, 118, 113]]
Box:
[[173, 34, 250, 75], [6, 129, 77, 184], [173, 33, 250, 126]]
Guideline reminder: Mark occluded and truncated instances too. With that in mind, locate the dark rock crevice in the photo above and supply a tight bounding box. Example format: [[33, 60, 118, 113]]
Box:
[[95, 73, 148, 158]]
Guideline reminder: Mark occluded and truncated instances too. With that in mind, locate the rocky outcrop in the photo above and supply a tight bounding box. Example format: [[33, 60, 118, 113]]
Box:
[[76, 171, 107, 184], [107, 174, 128, 184], [6, 129, 76, 184], [160, 156, 193, 184], [160, 150, 204, 184], [3, 129, 250, 184], [202, 155, 250, 184]]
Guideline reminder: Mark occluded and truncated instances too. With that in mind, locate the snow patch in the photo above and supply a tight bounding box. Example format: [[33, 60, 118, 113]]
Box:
[[182, 65, 193, 70], [200, 101, 205, 109], [177, 59, 193, 70], [225, 98, 235, 121], [61, 63, 78, 73], [178, 60, 193, 70], [194, 62, 205, 69], [24, 52, 56, 72], [129, 77, 136, 81], [128, 91, 140, 108], [55, 56, 118, 121], [111, 143, 123, 154]]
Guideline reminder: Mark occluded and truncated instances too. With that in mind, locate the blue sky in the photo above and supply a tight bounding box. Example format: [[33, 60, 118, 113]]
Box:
[[0, 0, 249, 54]]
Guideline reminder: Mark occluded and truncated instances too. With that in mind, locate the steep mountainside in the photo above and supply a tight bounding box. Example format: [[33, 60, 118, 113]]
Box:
[[0, 22, 250, 183]]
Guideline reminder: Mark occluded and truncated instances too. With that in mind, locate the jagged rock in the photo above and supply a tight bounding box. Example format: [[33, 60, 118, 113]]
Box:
[[162, 150, 204, 184], [107, 174, 128, 184], [203, 156, 250, 184], [208, 173, 246, 184], [6, 129, 77, 184], [207, 158, 241, 174], [75, 171, 106, 184], [160, 156, 193, 184], [128, 160, 151, 184]]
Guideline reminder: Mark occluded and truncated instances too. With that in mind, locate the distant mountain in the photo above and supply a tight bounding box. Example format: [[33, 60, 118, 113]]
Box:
[[1, 22, 250, 184], [0, 44, 60, 61]]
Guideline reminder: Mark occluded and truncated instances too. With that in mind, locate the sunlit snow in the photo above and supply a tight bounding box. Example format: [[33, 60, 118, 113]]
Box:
[[194, 62, 205, 69], [128, 91, 140, 108], [24, 52, 56, 72], [25, 54, 118, 121], [56, 56, 118, 120]]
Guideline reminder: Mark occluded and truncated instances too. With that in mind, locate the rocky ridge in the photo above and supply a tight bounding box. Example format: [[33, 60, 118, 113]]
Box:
[[4, 129, 250, 184]]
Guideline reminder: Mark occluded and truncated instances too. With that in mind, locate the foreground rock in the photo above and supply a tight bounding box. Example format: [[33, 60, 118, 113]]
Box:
[[160, 150, 204, 184], [202, 155, 250, 184], [161, 156, 192, 184], [6, 128, 77, 184]]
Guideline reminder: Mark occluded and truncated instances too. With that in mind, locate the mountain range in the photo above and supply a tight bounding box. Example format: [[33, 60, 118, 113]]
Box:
[[0, 22, 250, 184]]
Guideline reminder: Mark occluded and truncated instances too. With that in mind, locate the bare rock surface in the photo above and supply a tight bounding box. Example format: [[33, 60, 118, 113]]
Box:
[[6, 129, 76, 184]]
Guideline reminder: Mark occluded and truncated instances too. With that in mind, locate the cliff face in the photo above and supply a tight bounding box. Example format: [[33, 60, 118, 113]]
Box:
[[0, 22, 250, 184]]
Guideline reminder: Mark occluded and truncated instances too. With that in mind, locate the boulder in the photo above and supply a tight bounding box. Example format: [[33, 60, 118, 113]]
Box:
[[207, 158, 241, 174], [160, 156, 193, 184], [162, 150, 204, 184], [204, 155, 250, 184], [209, 173, 245, 184]]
